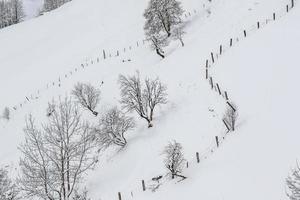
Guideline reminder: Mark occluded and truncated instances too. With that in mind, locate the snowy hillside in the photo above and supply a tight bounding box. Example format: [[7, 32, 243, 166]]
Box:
[[0, 0, 299, 199]]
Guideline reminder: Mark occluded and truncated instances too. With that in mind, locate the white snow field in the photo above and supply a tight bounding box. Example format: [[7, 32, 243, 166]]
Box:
[[0, 0, 299, 199]]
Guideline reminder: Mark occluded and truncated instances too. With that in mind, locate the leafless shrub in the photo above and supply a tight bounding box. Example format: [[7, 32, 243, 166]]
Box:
[[223, 102, 238, 131], [2, 107, 10, 120], [119, 72, 167, 128], [19, 97, 97, 200], [72, 82, 100, 116], [163, 140, 186, 180], [286, 163, 300, 200], [95, 107, 135, 149], [172, 26, 185, 47]]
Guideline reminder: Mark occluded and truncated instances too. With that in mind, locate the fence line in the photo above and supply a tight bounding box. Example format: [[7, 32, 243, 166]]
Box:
[[6, 8, 202, 117], [115, 0, 298, 199], [3, 0, 298, 199]]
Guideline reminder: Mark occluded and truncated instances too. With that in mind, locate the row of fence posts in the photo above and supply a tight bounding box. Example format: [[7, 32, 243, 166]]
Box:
[[203, 0, 297, 156], [115, 1, 298, 199], [10, 0, 295, 115], [8, 9, 201, 116]]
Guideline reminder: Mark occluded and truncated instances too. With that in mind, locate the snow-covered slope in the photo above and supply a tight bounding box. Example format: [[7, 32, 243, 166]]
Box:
[[0, 0, 299, 199]]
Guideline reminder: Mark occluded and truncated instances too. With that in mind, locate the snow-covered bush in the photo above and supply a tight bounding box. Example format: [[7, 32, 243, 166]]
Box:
[[163, 140, 186, 179], [119, 72, 167, 128], [72, 82, 101, 116], [19, 97, 97, 200], [95, 107, 135, 149], [286, 163, 300, 200]]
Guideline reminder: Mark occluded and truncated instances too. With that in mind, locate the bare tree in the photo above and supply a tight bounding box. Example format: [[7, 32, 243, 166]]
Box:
[[72, 83, 100, 116], [2, 107, 10, 120], [172, 26, 185, 47], [19, 97, 97, 200], [95, 107, 135, 149], [286, 163, 300, 200], [223, 103, 238, 132], [163, 140, 186, 179], [0, 167, 19, 200], [149, 34, 169, 58], [144, 0, 184, 37], [119, 72, 167, 128]]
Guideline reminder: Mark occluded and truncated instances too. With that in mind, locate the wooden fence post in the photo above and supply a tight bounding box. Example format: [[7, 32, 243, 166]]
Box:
[[118, 192, 122, 200], [230, 38, 233, 47], [273, 13, 276, 20], [227, 101, 236, 112], [210, 77, 213, 90], [215, 136, 219, 147], [219, 45, 222, 55], [224, 91, 229, 100], [216, 83, 221, 95], [117, 50, 119, 56], [287, 4, 289, 12], [243, 30, 247, 37], [196, 152, 200, 163], [206, 69, 208, 79], [223, 119, 230, 132], [137, 41, 139, 47], [257, 21, 260, 29], [206, 59, 209, 68], [103, 50, 106, 59], [186, 162, 189, 168], [211, 52, 214, 63], [142, 180, 146, 191], [292, 0, 294, 8]]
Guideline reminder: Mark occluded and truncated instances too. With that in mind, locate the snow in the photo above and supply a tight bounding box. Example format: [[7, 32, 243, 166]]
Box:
[[0, 0, 300, 199], [22, 0, 43, 19]]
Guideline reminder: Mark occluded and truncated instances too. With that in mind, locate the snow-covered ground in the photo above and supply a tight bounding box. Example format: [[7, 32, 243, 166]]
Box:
[[0, 0, 299, 199], [22, 0, 43, 19]]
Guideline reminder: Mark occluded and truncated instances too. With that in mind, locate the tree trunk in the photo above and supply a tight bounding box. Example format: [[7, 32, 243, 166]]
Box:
[[155, 48, 165, 59], [180, 38, 184, 47]]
